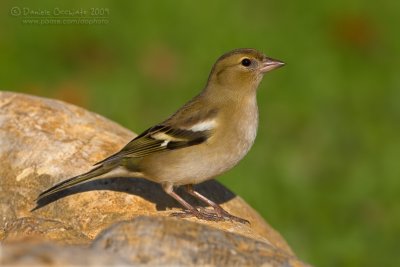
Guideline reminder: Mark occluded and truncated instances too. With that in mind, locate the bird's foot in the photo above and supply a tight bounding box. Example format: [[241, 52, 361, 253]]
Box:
[[170, 207, 249, 224], [170, 208, 224, 222], [211, 206, 250, 224]]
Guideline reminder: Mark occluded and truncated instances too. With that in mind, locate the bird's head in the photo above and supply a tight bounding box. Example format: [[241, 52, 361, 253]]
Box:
[[206, 48, 284, 94]]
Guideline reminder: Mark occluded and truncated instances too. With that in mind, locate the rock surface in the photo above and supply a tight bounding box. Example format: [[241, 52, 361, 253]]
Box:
[[92, 216, 307, 266], [1, 243, 131, 266], [0, 92, 309, 266]]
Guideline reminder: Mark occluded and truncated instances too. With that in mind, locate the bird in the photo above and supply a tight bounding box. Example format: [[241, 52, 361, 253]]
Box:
[[36, 48, 284, 223]]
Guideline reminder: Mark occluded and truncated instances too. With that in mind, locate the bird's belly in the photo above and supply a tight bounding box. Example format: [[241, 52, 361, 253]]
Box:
[[140, 150, 237, 185]]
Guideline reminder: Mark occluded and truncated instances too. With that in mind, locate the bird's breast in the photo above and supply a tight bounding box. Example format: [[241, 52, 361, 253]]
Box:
[[219, 99, 259, 164]]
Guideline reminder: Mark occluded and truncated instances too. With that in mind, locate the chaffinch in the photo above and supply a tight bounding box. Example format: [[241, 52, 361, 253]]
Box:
[[37, 48, 284, 223]]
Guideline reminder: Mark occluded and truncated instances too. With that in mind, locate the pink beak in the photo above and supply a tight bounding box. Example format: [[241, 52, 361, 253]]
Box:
[[259, 57, 285, 73]]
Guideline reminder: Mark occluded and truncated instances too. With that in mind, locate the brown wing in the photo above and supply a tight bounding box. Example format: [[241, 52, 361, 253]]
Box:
[[94, 124, 211, 166]]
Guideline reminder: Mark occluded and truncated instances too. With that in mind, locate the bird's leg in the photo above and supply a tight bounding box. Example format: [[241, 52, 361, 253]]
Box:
[[162, 183, 222, 221], [184, 184, 249, 224]]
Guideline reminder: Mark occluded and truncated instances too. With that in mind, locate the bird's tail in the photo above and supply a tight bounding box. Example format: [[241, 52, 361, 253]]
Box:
[[36, 163, 114, 201]]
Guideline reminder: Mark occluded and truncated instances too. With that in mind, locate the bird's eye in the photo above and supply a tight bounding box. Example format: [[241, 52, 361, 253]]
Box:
[[241, 58, 252, 67]]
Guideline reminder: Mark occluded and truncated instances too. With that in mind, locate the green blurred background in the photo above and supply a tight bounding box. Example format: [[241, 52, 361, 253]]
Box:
[[1, 1, 399, 266]]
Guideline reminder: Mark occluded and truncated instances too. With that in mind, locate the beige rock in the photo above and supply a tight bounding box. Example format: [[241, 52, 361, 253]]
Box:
[[93, 216, 308, 266], [0, 92, 309, 266], [1, 217, 90, 245], [0, 243, 130, 266]]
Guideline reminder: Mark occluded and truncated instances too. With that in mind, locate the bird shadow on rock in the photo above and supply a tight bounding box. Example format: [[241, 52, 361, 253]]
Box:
[[33, 177, 236, 212]]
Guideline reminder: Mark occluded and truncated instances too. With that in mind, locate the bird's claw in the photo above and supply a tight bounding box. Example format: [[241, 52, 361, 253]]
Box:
[[170, 208, 224, 221], [170, 207, 249, 224], [212, 206, 250, 224]]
